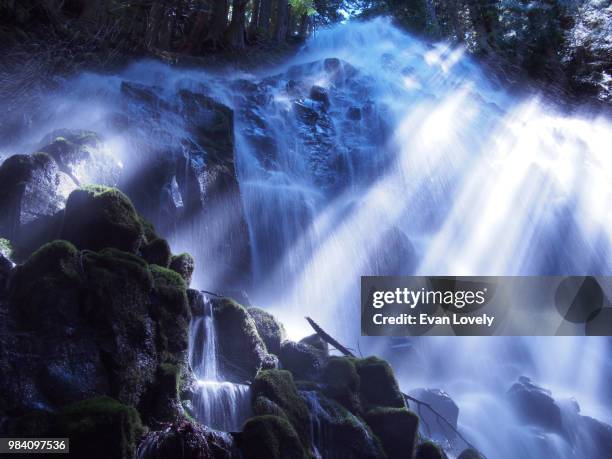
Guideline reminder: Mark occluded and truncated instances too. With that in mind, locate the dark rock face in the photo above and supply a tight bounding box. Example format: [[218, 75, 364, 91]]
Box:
[[211, 298, 269, 383], [170, 253, 195, 286], [355, 357, 405, 410], [415, 441, 446, 459], [248, 307, 286, 355], [364, 407, 419, 459], [322, 357, 361, 414], [299, 333, 328, 356], [507, 376, 563, 433], [0, 153, 72, 260], [278, 340, 325, 381], [241, 415, 305, 459], [408, 388, 459, 441], [141, 238, 172, 267]]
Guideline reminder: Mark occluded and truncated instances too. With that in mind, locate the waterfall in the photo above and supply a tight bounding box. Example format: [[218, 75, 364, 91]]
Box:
[[189, 296, 251, 432]]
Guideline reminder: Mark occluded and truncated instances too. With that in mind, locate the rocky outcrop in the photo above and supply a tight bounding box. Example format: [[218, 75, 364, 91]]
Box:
[[408, 388, 459, 441], [0, 187, 193, 448], [248, 307, 286, 356], [507, 376, 563, 433]]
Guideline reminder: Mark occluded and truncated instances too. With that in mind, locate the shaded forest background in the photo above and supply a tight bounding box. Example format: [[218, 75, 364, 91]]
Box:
[[0, 0, 610, 104]]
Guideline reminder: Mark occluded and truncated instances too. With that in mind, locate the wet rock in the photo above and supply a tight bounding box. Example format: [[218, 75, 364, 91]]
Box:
[[38, 129, 121, 187], [141, 238, 172, 267], [322, 357, 361, 414], [61, 185, 145, 253], [187, 289, 206, 316], [301, 391, 384, 458], [363, 407, 419, 459], [0, 153, 73, 260], [278, 340, 325, 381], [241, 415, 305, 459], [138, 420, 234, 459], [248, 307, 286, 355], [251, 370, 312, 452], [309, 85, 330, 110], [458, 448, 485, 459], [507, 376, 563, 433], [299, 333, 328, 356], [355, 357, 405, 409], [169, 253, 195, 286], [408, 388, 459, 440], [211, 298, 269, 382]]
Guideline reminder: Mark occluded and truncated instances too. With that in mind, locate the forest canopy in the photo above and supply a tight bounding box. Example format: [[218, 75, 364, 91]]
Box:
[[0, 0, 610, 102]]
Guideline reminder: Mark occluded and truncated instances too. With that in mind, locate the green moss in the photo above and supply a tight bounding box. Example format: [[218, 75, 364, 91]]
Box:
[[248, 307, 286, 355], [355, 357, 405, 409], [364, 407, 419, 459], [58, 396, 144, 459], [242, 415, 307, 459], [322, 357, 361, 414], [8, 240, 81, 325], [138, 215, 158, 243], [61, 185, 144, 253], [415, 440, 445, 459], [253, 396, 288, 418], [169, 253, 195, 286], [252, 370, 312, 452], [141, 238, 171, 267], [0, 238, 12, 259]]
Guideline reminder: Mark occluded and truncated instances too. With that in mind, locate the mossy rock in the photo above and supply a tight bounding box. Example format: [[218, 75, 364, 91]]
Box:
[[278, 340, 324, 381], [415, 440, 446, 459], [212, 298, 268, 382], [57, 396, 144, 459], [355, 357, 405, 409], [141, 238, 172, 267], [253, 395, 288, 418], [458, 448, 485, 459], [305, 394, 385, 459], [322, 357, 361, 414], [248, 307, 286, 355], [7, 240, 81, 328], [251, 370, 312, 452], [169, 253, 195, 286], [241, 415, 307, 459], [364, 407, 419, 459], [61, 185, 144, 253], [299, 333, 328, 355]]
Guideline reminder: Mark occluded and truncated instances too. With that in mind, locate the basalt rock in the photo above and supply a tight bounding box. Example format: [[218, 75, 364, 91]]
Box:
[[61, 186, 145, 253], [211, 298, 269, 383], [248, 307, 286, 355]]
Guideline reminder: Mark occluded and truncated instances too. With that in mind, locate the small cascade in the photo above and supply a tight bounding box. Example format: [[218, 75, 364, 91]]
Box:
[[189, 296, 252, 432], [301, 390, 379, 459]]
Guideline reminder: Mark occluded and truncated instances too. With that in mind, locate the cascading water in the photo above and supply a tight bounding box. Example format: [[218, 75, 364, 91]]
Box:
[[188, 296, 251, 432], [1, 16, 611, 459]]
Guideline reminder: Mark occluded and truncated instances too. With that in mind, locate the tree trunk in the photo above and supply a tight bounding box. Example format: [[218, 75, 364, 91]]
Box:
[[258, 0, 272, 36], [225, 0, 249, 49], [248, 0, 261, 38], [205, 0, 229, 47], [298, 13, 310, 38], [274, 0, 288, 42]]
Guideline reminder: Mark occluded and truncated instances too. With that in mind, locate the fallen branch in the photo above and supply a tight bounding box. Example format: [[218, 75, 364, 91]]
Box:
[[305, 316, 483, 457]]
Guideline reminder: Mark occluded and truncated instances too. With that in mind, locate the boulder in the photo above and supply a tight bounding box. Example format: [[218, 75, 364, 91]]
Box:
[[299, 333, 328, 356], [248, 307, 286, 355], [61, 185, 145, 253], [322, 357, 361, 414], [251, 370, 312, 451], [355, 357, 405, 409], [458, 448, 485, 459], [241, 415, 305, 459], [0, 153, 73, 260], [363, 407, 419, 459], [507, 376, 563, 433], [211, 298, 268, 382], [137, 420, 233, 459], [169, 253, 195, 286], [278, 340, 325, 381], [38, 129, 121, 187]]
